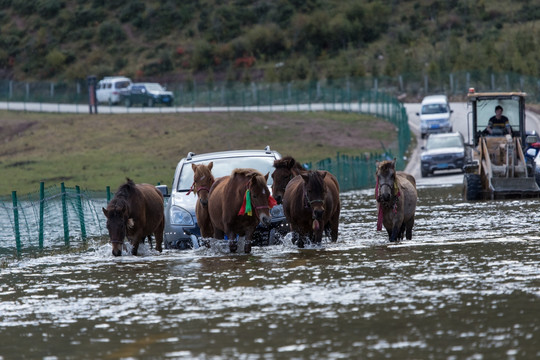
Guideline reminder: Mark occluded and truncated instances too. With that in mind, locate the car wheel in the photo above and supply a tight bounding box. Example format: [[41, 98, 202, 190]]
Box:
[[147, 98, 154, 107], [421, 168, 429, 177]]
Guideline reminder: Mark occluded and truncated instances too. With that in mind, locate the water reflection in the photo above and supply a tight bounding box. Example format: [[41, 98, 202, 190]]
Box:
[[1, 184, 539, 359]]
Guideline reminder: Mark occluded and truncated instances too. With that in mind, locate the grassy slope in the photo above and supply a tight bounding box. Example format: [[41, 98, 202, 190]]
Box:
[[0, 111, 397, 195]]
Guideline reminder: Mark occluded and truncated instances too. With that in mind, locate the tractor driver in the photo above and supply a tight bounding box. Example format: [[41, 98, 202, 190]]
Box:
[[484, 105, 512, 136]]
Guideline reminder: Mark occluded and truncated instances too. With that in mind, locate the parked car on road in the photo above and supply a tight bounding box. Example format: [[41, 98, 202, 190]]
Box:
[[421, 132, 465, 177], [121, 82, 174, 107], [96, 76, 132, 105], [156, 146, 286, 250], [417, 95, 453, 139]]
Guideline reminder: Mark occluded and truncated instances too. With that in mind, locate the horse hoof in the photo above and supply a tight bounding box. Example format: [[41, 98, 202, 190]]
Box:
[[244, 244, 251, 254], [131, 249, 138, 256], [229, 243, 238, 253], [297, 241, 304, 248], [112, 250, 122, 257]]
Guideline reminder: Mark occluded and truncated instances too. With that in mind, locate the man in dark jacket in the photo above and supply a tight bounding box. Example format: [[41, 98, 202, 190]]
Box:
[[485, 105, 512, 135]]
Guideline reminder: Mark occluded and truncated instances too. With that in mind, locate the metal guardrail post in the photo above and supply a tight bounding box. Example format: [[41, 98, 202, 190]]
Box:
[[39, 182, 44, 250], [61, 182, 69, 247], [76, 186, 87, 241], [12, 191, 21, 256]]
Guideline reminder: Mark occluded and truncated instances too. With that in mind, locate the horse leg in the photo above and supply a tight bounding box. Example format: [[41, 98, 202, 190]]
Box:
[[147, 235, 153, 249], [226, 232, 238, 253], [292, 232, 304, 248], [155, 219, 164, 253], [131, 237, 141, 255], [390, 224, 400, 242], [244, 229, 254, 254], [405, 218, 414, 240]]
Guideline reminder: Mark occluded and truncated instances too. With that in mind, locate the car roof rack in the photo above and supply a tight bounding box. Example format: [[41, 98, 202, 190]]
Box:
[[187, 152, 196, 160], [264, 145, 271, 154]]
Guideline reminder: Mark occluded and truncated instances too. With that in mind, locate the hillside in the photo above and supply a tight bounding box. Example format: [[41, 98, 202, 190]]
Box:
[[0, 0, 539, 83]]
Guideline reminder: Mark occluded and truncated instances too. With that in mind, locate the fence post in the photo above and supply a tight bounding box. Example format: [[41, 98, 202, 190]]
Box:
[[106, 186, 111, 203], [39, 182, 44, 250], [12, 191, 21, 256], [61, 182, 69, 247], [76, 186, 87, 241]]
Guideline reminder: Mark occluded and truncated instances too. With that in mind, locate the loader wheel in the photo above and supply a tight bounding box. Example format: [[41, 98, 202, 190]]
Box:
[[463, 173, 482, 201]]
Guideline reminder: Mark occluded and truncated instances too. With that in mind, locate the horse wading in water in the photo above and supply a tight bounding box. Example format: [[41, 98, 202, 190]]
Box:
[[271, 156, 307, 204], [283, 170, 341, 248], [207, 168, 277, 253], [188, 162, 215, 238], [375, 159, 417, 242], [102, 178, 164, 256]]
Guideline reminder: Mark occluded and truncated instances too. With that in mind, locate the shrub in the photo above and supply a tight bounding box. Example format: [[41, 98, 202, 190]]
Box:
[[98, 20, 126, 44], [37, 0, 63, 19]]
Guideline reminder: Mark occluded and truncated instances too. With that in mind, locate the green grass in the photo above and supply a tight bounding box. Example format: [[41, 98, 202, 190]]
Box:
[[0, 111, 397, 195]]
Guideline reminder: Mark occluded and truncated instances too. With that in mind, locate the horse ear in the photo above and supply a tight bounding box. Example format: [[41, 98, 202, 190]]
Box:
[[286, 158, 295, 169], [191, 163, 197, 172], [264, 172, 269, 181], [317, 170, 327, 179], [208, 162, 213, 171], [301, 173, 309, 182], [102, 207, 109, 218], [392, 158, 397, 168]]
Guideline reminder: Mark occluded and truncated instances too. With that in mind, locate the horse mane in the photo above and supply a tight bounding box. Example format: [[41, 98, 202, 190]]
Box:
[[377, 160, 395, 175], [115, 178, 137, 199], [273, 156, 304, 171], [305, 171, 326, 193], [195, 164, 215, 182], [232, 168, 268, 189]]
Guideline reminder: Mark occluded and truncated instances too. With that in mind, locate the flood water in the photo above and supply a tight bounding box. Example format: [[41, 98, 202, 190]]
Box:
[[1, 182, 539, 359]]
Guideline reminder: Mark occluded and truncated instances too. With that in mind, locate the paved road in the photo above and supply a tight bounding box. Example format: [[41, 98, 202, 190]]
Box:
[[403, 102, 540, 187]]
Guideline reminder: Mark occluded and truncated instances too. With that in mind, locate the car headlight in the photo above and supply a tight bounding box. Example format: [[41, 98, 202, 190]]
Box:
[[454, 152, 465, 158], [271, 204, 285, 219], [170, 206, 194, 225], [421, 154, 432, 161]]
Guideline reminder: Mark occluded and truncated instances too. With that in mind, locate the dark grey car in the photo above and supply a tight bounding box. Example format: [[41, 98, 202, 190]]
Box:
[[421, 132, 465, 177], [157, 147, 286, 249]]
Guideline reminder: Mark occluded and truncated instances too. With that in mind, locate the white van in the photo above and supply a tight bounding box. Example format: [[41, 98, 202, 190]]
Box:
[[417, 95, 453, 139], [96, 76, 132, 105]]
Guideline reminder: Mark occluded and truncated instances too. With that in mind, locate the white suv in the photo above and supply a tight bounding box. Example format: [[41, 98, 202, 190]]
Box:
[[417, 95, 453, 139], [96, 76, 132, 105]]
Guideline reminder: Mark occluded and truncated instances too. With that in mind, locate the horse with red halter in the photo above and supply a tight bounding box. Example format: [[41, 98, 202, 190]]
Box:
[[282, 170, 341, 248], [271, 156, 307, 204], [102, 178, 164, 256], [375, 159, 417, 242], [188, 162, 215, 238], [207, 168, 276, 253]]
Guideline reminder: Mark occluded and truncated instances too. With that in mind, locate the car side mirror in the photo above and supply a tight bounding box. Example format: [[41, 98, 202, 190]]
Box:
[[156, 185, 170, 197], [416, 112, 420, 116], [421, 146, 425, 150]]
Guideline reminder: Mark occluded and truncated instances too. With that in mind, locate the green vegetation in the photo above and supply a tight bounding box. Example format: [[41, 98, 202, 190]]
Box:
[[0, 111, 396, 195], [0, 0, 539, 82]]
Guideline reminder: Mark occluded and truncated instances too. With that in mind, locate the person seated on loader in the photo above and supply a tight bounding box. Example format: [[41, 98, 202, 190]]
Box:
[[483, 105, 513, 136]]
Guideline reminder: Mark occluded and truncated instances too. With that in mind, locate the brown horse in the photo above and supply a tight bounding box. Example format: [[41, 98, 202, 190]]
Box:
[[102, 178, 164, 256], [188, 162, 215, 238], [207, 168, 274, 253], [375, 159, 417, 242], [282, 170, 341, 248], [272, 156, 307, 204]]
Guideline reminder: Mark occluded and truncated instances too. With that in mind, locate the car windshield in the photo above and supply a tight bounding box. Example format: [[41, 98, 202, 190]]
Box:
[[426, 136, 463, 150], [177, 156, 276, 191], [145, 83, 164, 91], [475, 98, 520, 133], [422, 103, 447, 114], [115, 81, 131, 89]]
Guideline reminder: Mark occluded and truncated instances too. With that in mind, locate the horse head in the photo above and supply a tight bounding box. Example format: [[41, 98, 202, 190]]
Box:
[[102, 197, 132, 256], [376, 158, 398, 205], [191, 162, 215, 207], [301, 170, 328, 228], [272, 156, 304, 204], [245, 170, 272, 226]]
